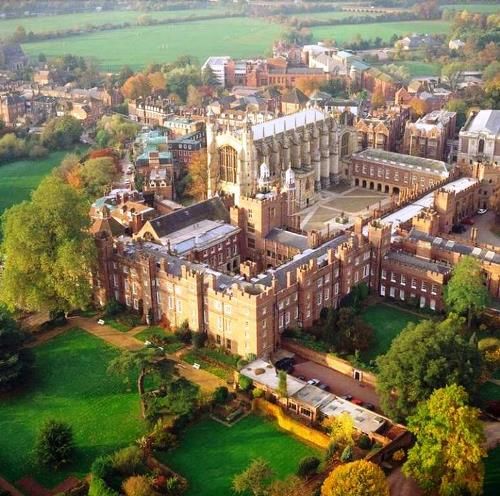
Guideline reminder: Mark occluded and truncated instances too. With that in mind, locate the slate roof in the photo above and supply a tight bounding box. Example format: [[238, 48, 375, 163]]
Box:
[[146, 197, 229, 239], [462, 110, 500, 135], [281, 88, 309, 106], [265, 228, 308, 251]]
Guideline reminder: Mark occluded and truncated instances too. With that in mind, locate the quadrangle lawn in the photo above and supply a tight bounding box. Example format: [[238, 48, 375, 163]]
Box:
[[360, 304, 421, 363], [485, 447, 500, 496], [158, 415, 321, 496], [0, 328, 144, 488], [0, 146, 87, 216]]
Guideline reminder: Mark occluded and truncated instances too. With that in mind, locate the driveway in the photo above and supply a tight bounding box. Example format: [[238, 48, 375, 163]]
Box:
[[455, 210, 500, 246], [291, 359, 381, 409]]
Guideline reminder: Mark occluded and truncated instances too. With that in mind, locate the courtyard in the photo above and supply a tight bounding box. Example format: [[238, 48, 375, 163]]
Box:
[[0, 328, 144, 489], [158, 415, 321, 496]]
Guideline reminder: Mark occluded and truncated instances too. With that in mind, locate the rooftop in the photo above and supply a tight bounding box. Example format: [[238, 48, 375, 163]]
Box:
[[354, 148, 448, 177], [462, 110, 500, 135], [265, 228, 309, 251], [385, 250, 451, 275]]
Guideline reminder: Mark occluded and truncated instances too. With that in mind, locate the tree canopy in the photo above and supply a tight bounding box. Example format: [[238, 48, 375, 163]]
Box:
[[0, 176, 96, 314], [78, 157, 117, 199], [444, 256, 490, 328], [376, 314, 482, 421], [232, 458, 274, 496], [403, 384, 486, 496], [40, 115, 83, 150], [321, 460, 389, 496]]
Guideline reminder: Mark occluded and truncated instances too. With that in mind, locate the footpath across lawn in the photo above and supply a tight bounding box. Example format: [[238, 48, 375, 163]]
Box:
[[0, 328, 144, 488], [158, 415, 321, 496], [360, 304, 421, 363]]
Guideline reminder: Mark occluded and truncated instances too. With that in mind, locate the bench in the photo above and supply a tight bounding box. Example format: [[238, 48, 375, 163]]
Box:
[[97, 319, 105, 325], [193, 362, 201, 370]]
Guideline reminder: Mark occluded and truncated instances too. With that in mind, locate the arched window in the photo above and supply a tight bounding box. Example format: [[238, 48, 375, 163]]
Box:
[[218, 146, 238, 183], [340, 133, 350, 158], [478, 138, 485, 154]]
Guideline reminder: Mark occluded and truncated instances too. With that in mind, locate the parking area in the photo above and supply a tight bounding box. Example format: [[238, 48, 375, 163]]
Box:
[[456, 210, 500, 246], [290, 358, 381, 411]]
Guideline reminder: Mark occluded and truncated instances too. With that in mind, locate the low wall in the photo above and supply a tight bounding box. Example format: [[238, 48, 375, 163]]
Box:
[[253, 398, 330, 449], [282, 339, 378, 389]]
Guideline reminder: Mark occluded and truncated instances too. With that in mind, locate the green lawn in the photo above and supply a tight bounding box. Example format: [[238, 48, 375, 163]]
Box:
[[158, 415, 321, 496], [0, 328, 144, 488], [441, 4, 500, 14], [22, 18, 283, 71], [292, 10, 383, 21], [485, 447, 500, 496], [135, 326, 185, 354], [311, 20, 451, 44], [0, 8, 227, 37], [0, 146, 87, 216], [393, 60, 442, 78], [360, 304, 421, 362]]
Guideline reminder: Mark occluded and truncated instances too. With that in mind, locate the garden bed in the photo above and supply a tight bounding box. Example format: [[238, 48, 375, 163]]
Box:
[[135, 327, 185, 354]]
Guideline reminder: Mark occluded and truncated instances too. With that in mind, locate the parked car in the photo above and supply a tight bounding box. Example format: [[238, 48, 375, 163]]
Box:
[[350, 398, 363, 406], [340, 394, 353, 401], [452, 224, 466, 234], [319, 383, 330, 391], [461, 217, 475, 225], [297, 375, 306, 381], [478, 208, 488, 215], [307, 378, 320, 386], [362, 402, 375, 411], [275, 357, 294, 373]]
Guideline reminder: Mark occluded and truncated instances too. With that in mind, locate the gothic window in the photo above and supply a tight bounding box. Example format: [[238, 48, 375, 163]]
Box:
[[478, 138, 485, 154], [340, 133, 350, 158], [218, 146, 237, 183]]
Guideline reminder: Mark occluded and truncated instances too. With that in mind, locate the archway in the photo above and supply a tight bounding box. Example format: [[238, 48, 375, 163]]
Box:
[[393, 186, 400, 195], [355, 178, 359, 186], [384, 185, 389, 193], [369, 182, 374, 190], [377, 183, 382, 192], [362, 180, 367, 188]]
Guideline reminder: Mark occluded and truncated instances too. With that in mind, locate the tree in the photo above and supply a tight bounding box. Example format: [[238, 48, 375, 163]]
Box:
[[483, 61, 500, 82], [0, 308, 33, 391], [41, 116, 82, 150], [376, 315, 483, 421], [277, 370, 288, 398], [185, 150, 208, 201], [201, 65, 219, 87], [441, 62, 465, 91], [97, 115, 139, 147], [147, 71, 166, 92], [34, 420, 75, 469], [446, 98, 468, 128], [409, 97, 429, 118], [296, 77, 321, 96], [186, 84, 202, 107], [445, 256, 490, 328], [121, 73, 152, 100], [79, 157, 117, 199], [296, 456, 320, 478], [122, 475, 157, 496], [371, 88, 385, 109], [403, 385, 486, 496], [0, 176, 96, 314], [321, 460, 389, 496], [324, 307, 372, 354], [323, 412, 355, 448], [268, 476, 304, 496], [0, 133, 27, 163], [232, 458, 274, 496], [107, 348, 174, 419]]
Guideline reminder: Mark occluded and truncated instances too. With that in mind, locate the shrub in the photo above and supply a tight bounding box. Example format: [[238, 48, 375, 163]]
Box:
[[88, 476, 119, 496], [150, 421, 177, 451], [192, 331, 207, 349], [237, 358, 249, 370], [175, 320, 192, 344], [296, 456, 321, 478], [34, 419, 75, 469], [91, 455, 115, 482], [104, 298, 123, 317], [357, 434, 372, 450], [340, 445, 353, 462], [111, 446, 145, 476], [212, 386, 230, 405], [238, 374, 252, 391], [392, 449, 405, 462], [252, 388, 264, 399], [325, 442, 337, 460], [122, 475, 157, 496]]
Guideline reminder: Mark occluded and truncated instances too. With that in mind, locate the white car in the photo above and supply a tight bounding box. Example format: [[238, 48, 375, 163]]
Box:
[[307, 378, 320, 386], [477, 208, 488, 215]]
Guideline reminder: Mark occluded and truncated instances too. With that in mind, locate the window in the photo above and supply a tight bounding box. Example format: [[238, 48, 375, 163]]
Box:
[[381, 269, 387, 280], [133, 298, 139, 310], [278, 301, 284, 310], [380, 285, 386, 296], [354, 271, 359, 283], [225, 304, 232, 315], [325, 288, 330, 300], [334, 282, 339, 295], [217, 316, 223, 330], [411, 278, 417, 289], [390, 286, 396, 298], [279, 314, 284, 328], [176, 300, 182, 312], [285, 311, 290, 325], [325, 274, 330, 283], [430, 299, 436, 310], [421, 281, 427, 292], [132, 282, 137, 295], [401, 274, 406, 286], [317, 278, 322, 288], [400, 289, 405, 301], [125, 295, 131, 306], [247, 238, 255, 249], [168, 295, 174, 310], [431, 284, 438, 295], [317, 293, 322, 306], [218, 145, 237, 183], [390, 272, 396, 282], [363, 265, 369, 277]]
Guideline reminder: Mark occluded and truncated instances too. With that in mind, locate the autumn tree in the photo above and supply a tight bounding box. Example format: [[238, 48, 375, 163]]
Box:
[[147, 71, 166, 92], [321, 460, 389, 496], [442, 62, 465, 91], [403, 384, 486, 496], [79, 157, 117, 199], [107, 348, 174, 419], [323, 411, 355, 448], [232, 458, 274, 496], [186, 85, 202, 107], [370, 88, 385, 109], [376, 314, 482, 421], [0, 176, 96, 314], [444, 256, 490, 328], [185, 150, 208, 201], [121, 73, 152, 100], [296, 77, 321, 96], [409, 97, 429, 118]]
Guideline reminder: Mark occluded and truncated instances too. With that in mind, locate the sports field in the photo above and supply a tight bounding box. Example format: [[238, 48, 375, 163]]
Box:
[[395, 61, 442, 77], [22, 18, 283, 71], [159, 415, 321, 496], [0, 8, 227, 37], [0, 329, 144, 487], [0, 146, 87, 216], [21, 18, 452, 71], [360, 304, 421, 363]]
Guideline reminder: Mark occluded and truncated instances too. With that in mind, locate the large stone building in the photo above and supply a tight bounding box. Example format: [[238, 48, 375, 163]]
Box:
[[206, 108, 356, 206], [0, 93, 25, 125], [458, 110, 500, 165], [403, 110, 456, 162], [350, 148, 449, 195]]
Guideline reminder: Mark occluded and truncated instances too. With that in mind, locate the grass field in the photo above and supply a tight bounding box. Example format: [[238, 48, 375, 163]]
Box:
[[392, 60, 442, 77], [360, 304, 421, 362], [485, 447, 500, 496], [158, 415, 320, 496], [21, 18, 452, 71], [0, 146, 87, 216], [0, 8, 227, 37], [292, 10, 382, 20], [0, 329, 144, 487], [441, 3, 500, 14], [22, 18, 282, 70]]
